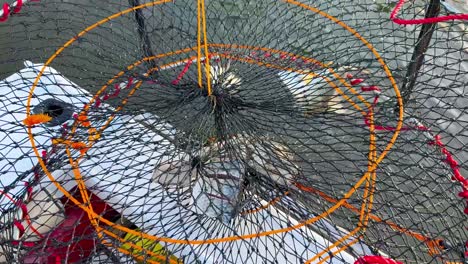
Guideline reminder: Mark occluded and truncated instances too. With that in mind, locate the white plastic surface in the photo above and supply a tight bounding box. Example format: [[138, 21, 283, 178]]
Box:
[[0, 62, 363, 263], [0, 61, 89, 211]]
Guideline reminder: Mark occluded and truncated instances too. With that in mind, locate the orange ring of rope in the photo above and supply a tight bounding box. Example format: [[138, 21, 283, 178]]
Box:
[[26, 46, 378, 251]]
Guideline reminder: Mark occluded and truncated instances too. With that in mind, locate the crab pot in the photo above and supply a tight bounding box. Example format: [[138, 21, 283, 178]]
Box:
[[0, 0, 467, 263]]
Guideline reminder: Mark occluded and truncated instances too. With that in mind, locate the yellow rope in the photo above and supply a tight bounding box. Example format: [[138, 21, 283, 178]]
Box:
[[197, 0, 212, 95], [196, 0, 202, 88], [200, 0, 212, 96]]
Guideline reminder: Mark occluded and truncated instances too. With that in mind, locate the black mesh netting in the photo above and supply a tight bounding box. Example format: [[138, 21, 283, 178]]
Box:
[[0, 0, 467, 263]]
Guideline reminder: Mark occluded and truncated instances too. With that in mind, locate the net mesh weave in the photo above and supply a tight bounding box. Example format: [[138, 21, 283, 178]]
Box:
[[0, 0, 467, 263]]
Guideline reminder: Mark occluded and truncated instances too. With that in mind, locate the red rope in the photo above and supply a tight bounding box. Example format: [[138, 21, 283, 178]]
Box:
[[390, 0, 468, 25], [112, 84, 121, 97], [0, 185, 46, 241], [94, 98, 101, 108], [355, 255, 403, 264], [13, 220, 25, 237], [12, 0, 21, 13], [99, 76, 134, 103], [350, 78, 365, 86], [0, 3, 10, 22], [361, 86, 381, 92], [358, 81, 468, 216], [24, 182, 33, 201], [10, 240, 37, 247], [41, 150, 48, 164], [0, 0, 37, 22], [172, 59, 193, 85], [353, 71, 468, 257], [363, 113, 427, 132], [126, 77, 134, 90], [362, 98, 468, 215], [18, 202, 28, 219]]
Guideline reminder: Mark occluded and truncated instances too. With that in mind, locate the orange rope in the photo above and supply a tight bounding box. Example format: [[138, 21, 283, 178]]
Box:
[[42, 157, 372, 245], [63, 46, 365, 232], [65, 146, 104, 240], [196, 0, 212, 95], [199, 0, 212, 96], [360, 109, 377, 229], [196, 0, 202, 88], [318, 109, 377, 263], [65, 152, 179, 263], [310, 107, 376, 262]]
